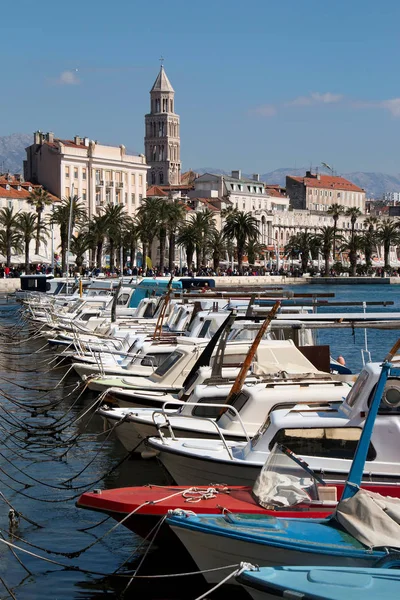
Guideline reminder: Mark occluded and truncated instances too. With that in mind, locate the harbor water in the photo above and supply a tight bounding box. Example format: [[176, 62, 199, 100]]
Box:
[[0, 284, 398, 599]]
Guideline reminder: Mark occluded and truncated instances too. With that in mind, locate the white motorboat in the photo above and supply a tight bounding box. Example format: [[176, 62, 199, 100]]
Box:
[[99, 341, 351, 451], [147, 361, 400, 485]]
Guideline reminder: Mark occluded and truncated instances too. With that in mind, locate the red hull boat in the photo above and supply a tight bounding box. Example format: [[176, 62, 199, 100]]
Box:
[[77, 481, 400, 542]]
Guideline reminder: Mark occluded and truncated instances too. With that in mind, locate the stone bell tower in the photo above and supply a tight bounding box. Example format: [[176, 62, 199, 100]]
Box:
[[144, 61, 181, 186]]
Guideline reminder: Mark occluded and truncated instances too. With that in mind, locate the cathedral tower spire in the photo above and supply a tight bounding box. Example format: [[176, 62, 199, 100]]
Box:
[[144, 63, 181, 186]]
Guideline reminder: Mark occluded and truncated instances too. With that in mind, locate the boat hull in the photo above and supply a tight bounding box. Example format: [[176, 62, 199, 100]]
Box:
[[169, 526, 376, 586]]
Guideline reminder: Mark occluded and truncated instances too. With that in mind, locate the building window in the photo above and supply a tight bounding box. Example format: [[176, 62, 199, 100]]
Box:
[[65, 166, 70, 178], [82, 168, 87, 180], [95, 170, 101, 185], [337, 192, 341, 198], [131, 174, 136, 185], [106, 189, 111, 203], [151, 172, 156, 184], [125, 193, 128, 204], [131, 193, 136, 205], [105, 170, 111, 182], [139, 194, 143, 203], [74, 167, 78, 179], [115, 171, 121, 183], [96, 190, 101, 205], [82, 189, 87, 201], [65, 186, 70, 197], [159, 173, 164, 184], [139, 175, 143, 186]]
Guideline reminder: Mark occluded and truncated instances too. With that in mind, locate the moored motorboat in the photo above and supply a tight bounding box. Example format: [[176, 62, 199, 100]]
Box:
[[165, 347, 400, 585], [236, 564, 400, 600]]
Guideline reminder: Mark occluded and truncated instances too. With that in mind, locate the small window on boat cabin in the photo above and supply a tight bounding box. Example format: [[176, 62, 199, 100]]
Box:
[[198, 319, 211, 338], [117, 293, 130, 306], [227, 391, 250, 414], [343, 370, 369, 408], [268, 427, 376, 461], [192, 397, 225, 418], [154, 350, 183, 377], [138, 353, 170, 367], [346, 371, 369, 408], [143, 302, 156, 318]]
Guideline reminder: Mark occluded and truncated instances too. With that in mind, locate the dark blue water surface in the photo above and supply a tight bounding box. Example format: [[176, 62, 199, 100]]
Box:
[[0, 284, 398, 599]]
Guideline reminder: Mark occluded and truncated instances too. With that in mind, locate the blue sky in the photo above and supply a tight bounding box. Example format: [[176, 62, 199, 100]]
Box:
[[3, 0, 400, 174]]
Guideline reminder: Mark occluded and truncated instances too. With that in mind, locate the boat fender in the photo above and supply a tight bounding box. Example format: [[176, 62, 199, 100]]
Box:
[[141, 448, 159, 459]]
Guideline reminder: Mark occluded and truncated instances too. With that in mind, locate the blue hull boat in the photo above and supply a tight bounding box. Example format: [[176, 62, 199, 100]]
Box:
[[236, 565, 400, 600]]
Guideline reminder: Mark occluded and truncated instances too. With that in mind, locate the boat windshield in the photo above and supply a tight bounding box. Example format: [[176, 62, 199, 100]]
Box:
[[252, 444, 325, 508]]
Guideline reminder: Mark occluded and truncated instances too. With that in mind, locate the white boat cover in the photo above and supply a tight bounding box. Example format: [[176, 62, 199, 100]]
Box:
[[252, 470, 314, 508], [336, 489, 400, 549], [252, 345, 321, 376]]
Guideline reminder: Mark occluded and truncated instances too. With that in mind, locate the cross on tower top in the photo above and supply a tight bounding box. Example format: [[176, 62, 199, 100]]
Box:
[[159, 56, 164, 66]]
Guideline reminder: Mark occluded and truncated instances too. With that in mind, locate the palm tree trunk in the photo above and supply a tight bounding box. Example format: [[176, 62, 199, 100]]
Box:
[[324, 252, 330, 276], [168, 232, 175, 273], [130, 241, 136, 268], [25, 238, 30, 274], [213, 253, 219, 272], [96, 242, 103, 269], [196, 245, 201, 271], [332, 219, 338, 260], [35, 210, 42, 255], [142, 242, 147, 272], [109, 239, 115, 272], [238, 246, 244, 273], [186, 246, 193, 271], [384, 242, 390, 271], [159, 228, 166, 273]]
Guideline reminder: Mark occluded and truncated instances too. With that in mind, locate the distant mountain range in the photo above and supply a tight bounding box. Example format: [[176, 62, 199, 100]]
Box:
[[194, 167, 400, 199], [0, 133, 32, 174], [0, 134, 399, 199]]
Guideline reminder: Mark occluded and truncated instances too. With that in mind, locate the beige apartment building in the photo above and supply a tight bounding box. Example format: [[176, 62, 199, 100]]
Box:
[[286, 171, 366, 213], [24, 132, 149, 218]]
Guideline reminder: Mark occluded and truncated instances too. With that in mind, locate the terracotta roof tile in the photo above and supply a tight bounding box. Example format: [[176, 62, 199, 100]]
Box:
[[288, 174, 364, 193], [146, 185, 168, 197], [0, 176, 59, 202]]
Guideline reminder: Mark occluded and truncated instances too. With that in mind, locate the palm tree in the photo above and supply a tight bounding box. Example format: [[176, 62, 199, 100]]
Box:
[[316, 226, 336, 276], [27, 187, 52, 254], [208, 230, 226, 273], [339, 234, 364, 275], [17, 212, 47, 274], [177, 223, 196, 272], [135, 209, 156, 272], [245, 239, 264, 266], [223, 210, 259, 273], [362, 216, 379, 270], [345, 207, 362, 276], [51, 196, 87, 274], [103, 204, 127, 272], [377, 219, 400, 272], [70, 231, 91, 273], [186, 210, 216, 270], [166, 199, 186, 272], [327, 203, 344, 260], [87, 214, 108, 269], [285, 230, 313, 273], [0, 207, 22, 267], [123, 217, 139, 270]]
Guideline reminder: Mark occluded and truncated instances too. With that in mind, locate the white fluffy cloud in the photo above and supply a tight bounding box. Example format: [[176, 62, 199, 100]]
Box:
[[57, 70, 80, 85], [286, 92, 344, 107]]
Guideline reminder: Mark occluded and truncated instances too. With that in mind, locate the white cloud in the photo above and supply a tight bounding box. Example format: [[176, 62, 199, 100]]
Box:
[[249, 104, 277, 117], [380, 98, 400, 117], [57, 70, 80, 85], [286, 92, 343, 107]]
